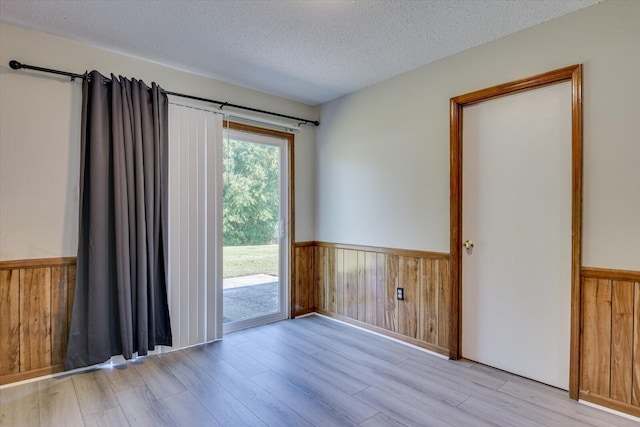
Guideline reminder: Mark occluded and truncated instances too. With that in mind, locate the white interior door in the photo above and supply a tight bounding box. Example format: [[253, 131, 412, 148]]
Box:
[[461, 82, 572, 389]]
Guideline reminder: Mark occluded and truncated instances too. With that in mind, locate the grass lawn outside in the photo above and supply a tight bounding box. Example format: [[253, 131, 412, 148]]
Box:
[[223, 244, 279, 278]]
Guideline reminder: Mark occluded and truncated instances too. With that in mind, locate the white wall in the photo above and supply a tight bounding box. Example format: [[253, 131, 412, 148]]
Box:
[[0, 23, 318, 260], [316, 0, 640, 271]]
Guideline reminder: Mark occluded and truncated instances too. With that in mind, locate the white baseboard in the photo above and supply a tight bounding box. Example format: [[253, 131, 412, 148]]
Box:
[[579, 399, 640, 423], [306, 312, 449, 360]]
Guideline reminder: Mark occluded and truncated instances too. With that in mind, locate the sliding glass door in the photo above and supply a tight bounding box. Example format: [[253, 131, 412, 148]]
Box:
[[222, 124, 289, 332]]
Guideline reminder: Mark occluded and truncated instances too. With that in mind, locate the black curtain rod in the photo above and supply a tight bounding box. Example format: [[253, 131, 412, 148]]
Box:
[[9, 60, 320, 126]]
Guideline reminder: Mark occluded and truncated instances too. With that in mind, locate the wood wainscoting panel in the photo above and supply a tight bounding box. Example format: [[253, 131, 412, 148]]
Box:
[[0, 258, 76, 385], [385, 254, 399, 332], [19, 268, 52, 372], [51, 266, 69, 366], [580, 278, 612, 397], [364, 252, 377, 326], [327, 248, 337, 313], [610, 281, 634, 404], [67, 265, 76, 328], [336, 248, 345, 317], [0, 270, 20, 375], [344, 250, 359, 320], [292, 244, 314, 316], [314, 246, 326, 311], [398, 256, 419, 338], [419, 259, 438, 344], [438, 259, 451, 350], [357, 251, 366, 322], [580, 268, 640, 417], [311, 242, 450, 355], [375, 253, 386, 329]]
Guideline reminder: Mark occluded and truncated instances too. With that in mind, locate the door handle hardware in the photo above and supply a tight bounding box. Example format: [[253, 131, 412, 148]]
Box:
[[463, 240, 474, 250]]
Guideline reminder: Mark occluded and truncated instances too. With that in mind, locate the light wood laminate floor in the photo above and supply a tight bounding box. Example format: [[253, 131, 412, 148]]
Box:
[[1, 314, 636, 426]]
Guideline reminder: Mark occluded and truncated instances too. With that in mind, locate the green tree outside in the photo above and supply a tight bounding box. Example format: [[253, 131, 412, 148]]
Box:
[[223, 138, 280, 246]]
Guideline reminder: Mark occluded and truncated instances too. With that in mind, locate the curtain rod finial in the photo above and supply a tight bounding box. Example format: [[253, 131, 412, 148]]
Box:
[[9, 60, 23, 70]]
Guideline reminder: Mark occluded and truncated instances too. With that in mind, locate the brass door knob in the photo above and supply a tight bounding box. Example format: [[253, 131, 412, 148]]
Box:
[[463, 240, 474, 250]]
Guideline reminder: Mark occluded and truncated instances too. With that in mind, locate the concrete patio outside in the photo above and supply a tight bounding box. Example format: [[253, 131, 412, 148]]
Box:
[[223, 274, 279, 323]]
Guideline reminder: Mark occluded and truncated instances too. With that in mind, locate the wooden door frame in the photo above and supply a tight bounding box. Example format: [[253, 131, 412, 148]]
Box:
[[223, 122, 295, 321], [449, 65, 583, 399]]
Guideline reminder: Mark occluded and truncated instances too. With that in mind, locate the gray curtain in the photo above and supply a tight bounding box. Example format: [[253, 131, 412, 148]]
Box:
[[65, 71, 172, 370]]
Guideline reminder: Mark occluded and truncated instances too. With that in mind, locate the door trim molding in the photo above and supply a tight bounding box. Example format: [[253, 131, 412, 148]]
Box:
[[449, 65, 583, 399]]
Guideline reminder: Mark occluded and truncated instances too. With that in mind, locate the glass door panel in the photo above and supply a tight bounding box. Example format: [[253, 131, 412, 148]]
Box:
[[222, 126, 287, 332]]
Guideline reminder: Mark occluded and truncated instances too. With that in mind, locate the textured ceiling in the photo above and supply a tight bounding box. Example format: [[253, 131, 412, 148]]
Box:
[[0, 0, 600, 105]]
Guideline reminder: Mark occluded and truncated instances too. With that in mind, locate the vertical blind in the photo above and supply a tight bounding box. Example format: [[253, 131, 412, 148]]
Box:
[[167, 103, 223, 349]]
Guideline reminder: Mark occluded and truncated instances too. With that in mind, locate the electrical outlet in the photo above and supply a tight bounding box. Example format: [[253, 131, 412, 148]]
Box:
[[396, 287, 404, 300]]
